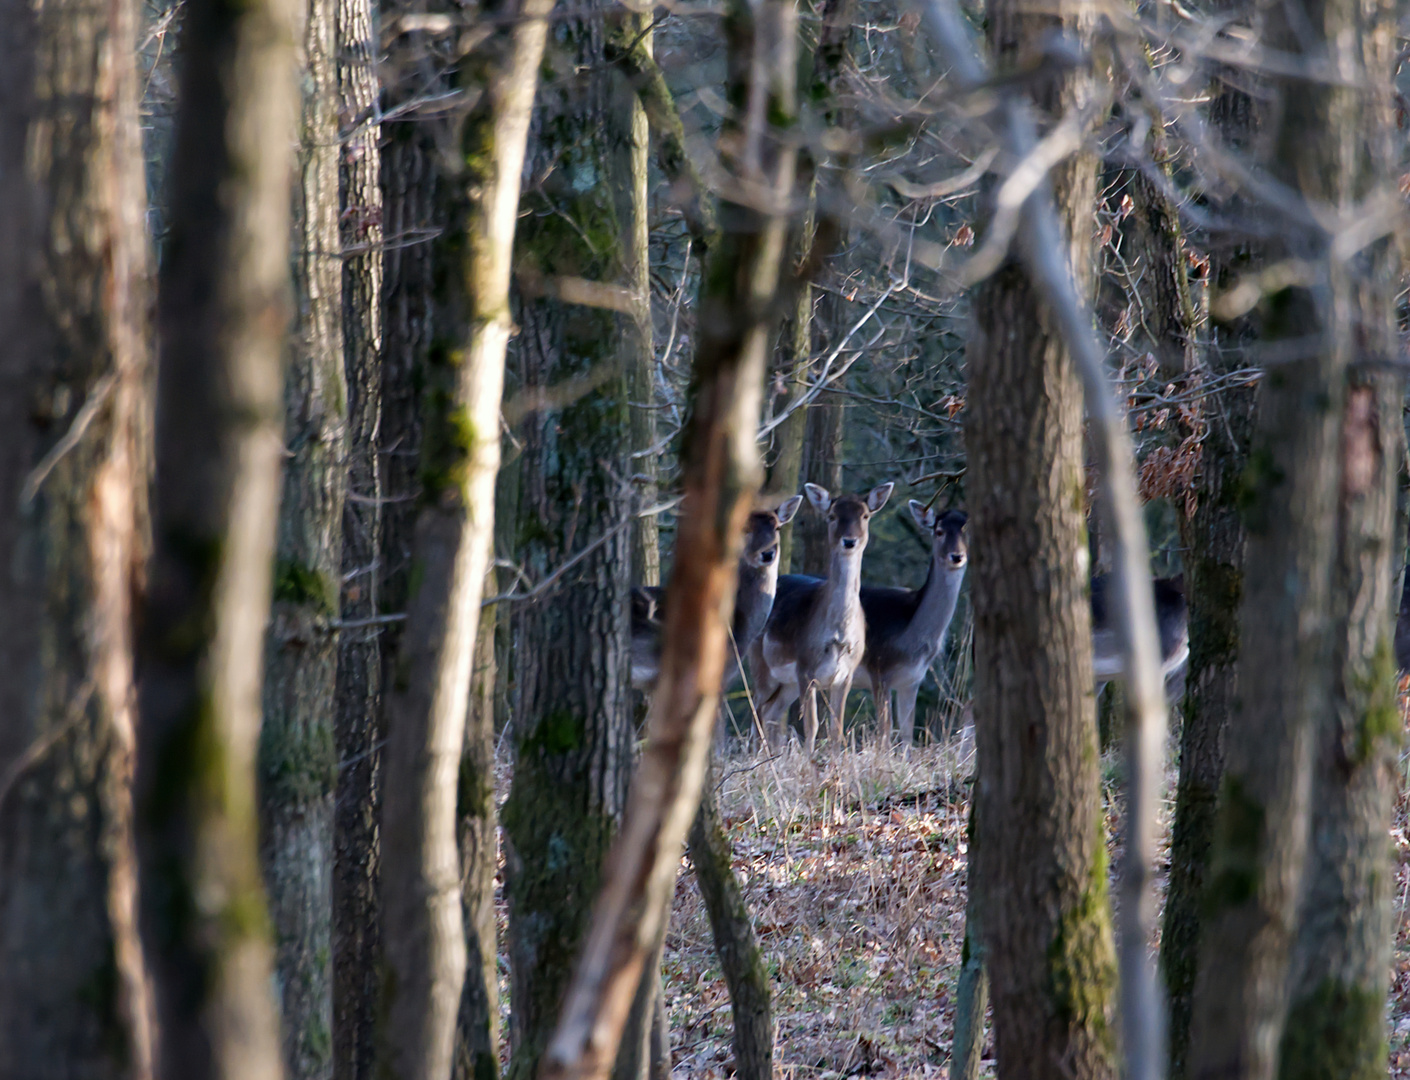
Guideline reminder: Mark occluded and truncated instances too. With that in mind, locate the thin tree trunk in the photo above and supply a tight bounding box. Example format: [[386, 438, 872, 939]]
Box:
[[455, 573, 502, 1080], [135, 0, 299, 1072], [375, 0, 553, 1075], [260, 0, 345, 1072], [331, 0, 384, 1067], [1185, 2, 1377, 1071], [962, 0, 1118, 1073], [0, 0, 155, 1071], [1158, 70, 1257, 1079], [687, 759, 774, 1080], [798, 387, 844, 575], [949, 804, 989, 1080]]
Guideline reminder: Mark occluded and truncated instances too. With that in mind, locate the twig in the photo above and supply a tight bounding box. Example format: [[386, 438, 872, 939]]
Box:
[[21, 373, 117, 506], [0, 680, 95, 811]]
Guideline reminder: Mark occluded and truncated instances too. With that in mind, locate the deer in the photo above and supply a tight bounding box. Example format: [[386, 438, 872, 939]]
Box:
[[752, 481, 895, 755], [1089, 572, 1189, 695], [630, 494, 803, 692]]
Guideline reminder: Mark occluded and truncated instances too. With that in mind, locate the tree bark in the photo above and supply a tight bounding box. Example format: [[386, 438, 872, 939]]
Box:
[[1275, 17, 1402, 1075], [374, 0, 553, 1076], [687, 759, 773, 1080], [949, 804, 989, 1080], [135, 0, 299, 1072], [1184, 1, 1380, 1070], [259, 0, 345, 1072], [1158, 70, 1258, 1079], [0, 0, 155, 1071], [535, 0, 796, 1069], [330, 0, 384, 1068], [501, 6, 638, 1065], [963, 0, 1118, 1074]]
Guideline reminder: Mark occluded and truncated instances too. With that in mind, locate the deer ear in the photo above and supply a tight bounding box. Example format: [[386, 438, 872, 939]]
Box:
[[866, 482, 895, 513], [908, 499, 935, 530], [803, 484, 831, 514], [776, 494, 803, 525]]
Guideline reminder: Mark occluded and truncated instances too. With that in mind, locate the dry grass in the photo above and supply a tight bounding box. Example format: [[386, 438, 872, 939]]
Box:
[[494, 690, 1410, 1078]]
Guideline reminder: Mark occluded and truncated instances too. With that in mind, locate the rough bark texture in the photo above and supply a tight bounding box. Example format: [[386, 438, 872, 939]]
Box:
[[964, 0, 1117, 1074], [330, 0, 384, 1068], [1276, 17, 1401, 1073], [375, 0, 552, 1075], [500, 7, 638, 1066], [687, 760, 773, 1080], [259, 0, 345, 1072], [455, 578, 501, 1080], [0, 0, 155, 1071], [1183, 0, 1387, 1069], [950, 804, 989, 1080], [1277, 369, 1400, 1078], [1159, 70, 1258, 1076], [135, 0, 298, 1072]]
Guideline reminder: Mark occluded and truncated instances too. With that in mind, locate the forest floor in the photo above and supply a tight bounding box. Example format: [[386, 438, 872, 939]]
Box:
[[496, 693, 1410, 1078]]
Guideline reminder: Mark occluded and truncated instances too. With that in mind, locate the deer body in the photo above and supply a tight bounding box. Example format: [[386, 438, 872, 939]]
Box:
[[1090, 573, 1189, 691], [754, 482, 893, 754], [772, 504, 968, 747], [630, 496, 802, 691]]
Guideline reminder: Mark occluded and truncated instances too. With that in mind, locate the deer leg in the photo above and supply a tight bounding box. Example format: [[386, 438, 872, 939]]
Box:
[[828, 676, 852, 749], [801, 678, 820, 757], [897, 682, 921, 749], [874, 673, 892, 745]]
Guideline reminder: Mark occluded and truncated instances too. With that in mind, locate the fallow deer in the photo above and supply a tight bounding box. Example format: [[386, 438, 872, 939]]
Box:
[[630, 495, 803, 691], [1090, 572, 1189, 693], [753, 481, 895, 755]]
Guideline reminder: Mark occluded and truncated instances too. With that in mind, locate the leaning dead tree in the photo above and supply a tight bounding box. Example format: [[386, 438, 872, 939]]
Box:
[[134, 0, 299, 1073], [537, 0, 801, 1073], [917, 0, 1170, 1077]]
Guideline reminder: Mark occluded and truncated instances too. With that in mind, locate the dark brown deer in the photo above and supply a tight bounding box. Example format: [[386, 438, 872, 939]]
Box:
[[1090, 572, 1189, 693], [629, 495, 803, 691], [753, 482, 895, 754]]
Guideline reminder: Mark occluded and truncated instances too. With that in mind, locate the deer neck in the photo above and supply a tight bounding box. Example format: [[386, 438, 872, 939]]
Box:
[[818, 549, 864, 630], [732, 559, 778, 647], [895, 555, 965, 656]]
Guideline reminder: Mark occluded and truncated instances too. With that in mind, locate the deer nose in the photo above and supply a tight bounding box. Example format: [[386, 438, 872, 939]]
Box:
[[950, 552, 965, 565], [759, 549, 775, 564], [841, 537, 858, 551]]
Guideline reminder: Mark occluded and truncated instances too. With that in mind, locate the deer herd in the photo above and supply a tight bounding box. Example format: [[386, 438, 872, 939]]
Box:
[[632, 484, 1192, 753]]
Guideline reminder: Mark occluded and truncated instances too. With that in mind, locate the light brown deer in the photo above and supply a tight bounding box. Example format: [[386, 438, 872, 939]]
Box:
[[752, 482, 894, 754]]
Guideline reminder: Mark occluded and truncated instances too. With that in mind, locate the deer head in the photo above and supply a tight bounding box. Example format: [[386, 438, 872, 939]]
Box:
[[804, 482, 894, 558], [908, 502, 968, 572], [741, 494, 802, 571]]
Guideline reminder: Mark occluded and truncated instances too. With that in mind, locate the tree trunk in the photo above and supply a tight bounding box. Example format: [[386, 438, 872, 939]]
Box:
[[964, 0, 1117, 1074], [949, 804, 989, 1080], [1276, 18, 1402, 1075], [135, 0, 299, 1072], [454, 574, 502, 1080], [375, 0, 553, 1075], [1185, 5, 1384, 1072], [1158, 71, 1258, 1077], [797, 381, 844, 575], [259, 0, 345, 1072], [330, 0, 384, 1068], [687, 759, 773, 1080], [0, 0, 155, 1071], [501, 7, 638, 1063]]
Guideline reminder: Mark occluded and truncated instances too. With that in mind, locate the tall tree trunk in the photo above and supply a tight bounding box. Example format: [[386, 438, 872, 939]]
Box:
[[330, 0, 384, 1067], [949, 804, 989, 1080], [964, 0, 1117, 1074], [797, 382, 844, 575], [0, 0, 156, 1071], [1184, 0, 1379, 1069], [501, 4, 638, 1064], [260, 0, 345, 1072], [135, 0, 299, 1072], [1158, 70, 1258, 1077], [1276, 17, 1402, 1075], [375, 0, 553, 1076]]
